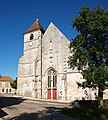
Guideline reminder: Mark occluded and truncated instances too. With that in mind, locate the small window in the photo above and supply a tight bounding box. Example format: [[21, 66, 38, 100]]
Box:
[[10, 89, 11, 92], [30, 34, 34, 40], [50, 40, 52, 43], [2, 88, 4, 92]]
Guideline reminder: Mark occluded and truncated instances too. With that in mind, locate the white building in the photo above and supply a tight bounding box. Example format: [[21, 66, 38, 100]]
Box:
[[0, 76, 15, 94], [17, 19, 97, 101]]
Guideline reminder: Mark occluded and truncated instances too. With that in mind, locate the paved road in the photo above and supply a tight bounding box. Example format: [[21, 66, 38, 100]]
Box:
[[0, 94, 78, 120]]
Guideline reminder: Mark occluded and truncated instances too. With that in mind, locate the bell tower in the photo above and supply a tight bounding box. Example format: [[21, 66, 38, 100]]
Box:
[[17, 19, 44, 97]]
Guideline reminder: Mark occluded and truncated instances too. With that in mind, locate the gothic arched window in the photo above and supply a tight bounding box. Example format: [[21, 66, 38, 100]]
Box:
[[48, 69, 57, 88], [30, 34, 34, 40]]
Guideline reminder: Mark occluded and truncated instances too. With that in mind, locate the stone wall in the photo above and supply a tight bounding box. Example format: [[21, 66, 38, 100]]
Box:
[[17, 30, 43, 97]]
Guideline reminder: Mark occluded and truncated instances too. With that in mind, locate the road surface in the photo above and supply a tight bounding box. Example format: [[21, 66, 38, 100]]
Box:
[[0, 94, 78, 120]]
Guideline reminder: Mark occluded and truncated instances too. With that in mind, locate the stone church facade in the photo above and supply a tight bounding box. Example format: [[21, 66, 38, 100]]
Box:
[[17, 19, 97, 101]]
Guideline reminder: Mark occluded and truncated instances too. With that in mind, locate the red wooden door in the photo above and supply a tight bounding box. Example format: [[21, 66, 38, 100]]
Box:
[[48, 89, 51, 99], [53, 89, 57, 99]]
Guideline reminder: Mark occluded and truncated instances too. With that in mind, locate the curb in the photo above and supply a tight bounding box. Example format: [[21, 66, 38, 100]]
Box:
[[25, 97, 70, 104], [13, 95, 71, 104]]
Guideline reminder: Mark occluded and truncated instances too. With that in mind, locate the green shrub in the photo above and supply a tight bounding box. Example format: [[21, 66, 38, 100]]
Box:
[[61, 100, 108, 120]]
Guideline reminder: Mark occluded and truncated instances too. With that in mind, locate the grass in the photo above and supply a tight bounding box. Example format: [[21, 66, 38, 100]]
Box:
[[60, 100, 108, 120]]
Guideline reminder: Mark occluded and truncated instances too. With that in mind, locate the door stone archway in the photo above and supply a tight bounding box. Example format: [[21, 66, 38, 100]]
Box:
[[47, 69, 57, 99]]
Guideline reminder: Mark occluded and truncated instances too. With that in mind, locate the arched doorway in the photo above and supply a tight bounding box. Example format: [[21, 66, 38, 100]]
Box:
[[47, 69, 57, 99]]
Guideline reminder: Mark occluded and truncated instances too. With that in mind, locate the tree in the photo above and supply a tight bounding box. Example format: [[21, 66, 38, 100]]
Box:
[[68, 6, 108, 107], [10, 77, 17, 90]]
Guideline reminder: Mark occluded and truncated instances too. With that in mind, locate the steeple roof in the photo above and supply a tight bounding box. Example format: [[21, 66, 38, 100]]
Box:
[[24, 19, 45, 34]]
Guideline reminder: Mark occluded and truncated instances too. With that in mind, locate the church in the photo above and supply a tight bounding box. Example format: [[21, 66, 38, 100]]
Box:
[[17, 19, 97, 101]]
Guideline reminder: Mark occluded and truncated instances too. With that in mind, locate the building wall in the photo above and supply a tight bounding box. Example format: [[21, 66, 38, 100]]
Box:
[[0, 81, 15, 94], [41, 23, 70, 100], [17, 30, 43, 97], [42, 23, 69, 74]]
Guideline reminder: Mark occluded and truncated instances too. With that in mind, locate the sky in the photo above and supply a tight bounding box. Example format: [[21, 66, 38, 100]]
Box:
[[0, 0, 108, 80]]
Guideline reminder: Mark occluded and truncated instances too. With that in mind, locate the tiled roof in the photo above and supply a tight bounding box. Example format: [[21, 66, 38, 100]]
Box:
[[0, 76, 14, 82], [24, 19, 45, 34]]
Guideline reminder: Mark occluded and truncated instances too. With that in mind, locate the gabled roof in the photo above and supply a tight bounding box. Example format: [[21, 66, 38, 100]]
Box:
[[0, 76, 14, 82], [24, 19, 45, 34], [43, 22, 69, 43]]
